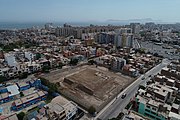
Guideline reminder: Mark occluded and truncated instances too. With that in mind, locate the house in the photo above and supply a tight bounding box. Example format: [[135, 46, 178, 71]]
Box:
[[45, 96, 78, 120], [45, 103, 66, 120], [0, 92, 11, 103], [29, 79, 42, 88], [0, 86, 8, 93], [6, 84, 20, 98], [17, 82, 30, 91], [11, 91, 47, 111], [1, 114, 18, 120]]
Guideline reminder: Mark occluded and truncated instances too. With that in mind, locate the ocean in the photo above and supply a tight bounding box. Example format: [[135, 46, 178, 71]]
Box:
[[0, 22, 126, 30], [0, 22, 112, 30], [0, 22, 44, 30]]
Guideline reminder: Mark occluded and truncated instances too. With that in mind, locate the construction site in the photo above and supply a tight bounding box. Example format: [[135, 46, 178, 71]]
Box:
[[41, 65, 134, 112]]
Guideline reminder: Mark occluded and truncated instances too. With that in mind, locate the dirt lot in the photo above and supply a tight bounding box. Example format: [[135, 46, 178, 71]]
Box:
[[41, 65, 134, 111]]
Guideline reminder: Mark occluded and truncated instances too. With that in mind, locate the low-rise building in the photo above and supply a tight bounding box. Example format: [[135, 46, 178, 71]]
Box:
[[111, 57, 126, 72], [45, 102, 66, 120], [45, 96, 78, 120], [17, 82, 30, 91], [11, 90, 47, 111], [0, 114, 18, 120], [134, 73, 180, 120]]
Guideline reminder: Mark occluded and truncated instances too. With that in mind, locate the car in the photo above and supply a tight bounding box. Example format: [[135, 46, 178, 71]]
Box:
[[148, 75, 152, 77], [142, 77, 145, 80], [121, 93, 127, 99]]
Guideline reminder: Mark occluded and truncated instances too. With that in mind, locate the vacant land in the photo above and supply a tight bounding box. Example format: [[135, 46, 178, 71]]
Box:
[[41, 65, 134, 111]]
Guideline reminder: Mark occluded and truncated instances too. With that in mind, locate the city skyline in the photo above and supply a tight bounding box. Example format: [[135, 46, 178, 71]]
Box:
[[0, 0, 180, 23]]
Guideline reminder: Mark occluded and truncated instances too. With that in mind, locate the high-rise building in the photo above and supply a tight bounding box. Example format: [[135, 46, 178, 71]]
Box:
[[114, 33, 134, 48], [55, 26, 74, 37], [115, 28, 132, 34], [95, 28, 134, 48], [25, 52, 36, 62], [130, 23, 140, 34], [126, 34, 134, 47], [45, 23, 53, 30], [4, 53, 17, 67], [0, 48, 4, 59], [95, 32, 115, 44], [145, 22, 156, 30]]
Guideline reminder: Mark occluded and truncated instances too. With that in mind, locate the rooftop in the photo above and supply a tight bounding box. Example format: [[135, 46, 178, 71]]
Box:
[[21, 92, 39, 103], [17, 82, 29, 88], [51, 96, 77, 114], [148, 99, 160, 108], [6, 84, 20, 97], [46, 103, 64, 114], [37, 91, 46, 97], [172, 103, 179, 110], [0, 92, 9, 99], [22, 87, 37, 96], [1, 114, 18, 120], [169, 112, 180, 119], [14, 99, 23, 106]]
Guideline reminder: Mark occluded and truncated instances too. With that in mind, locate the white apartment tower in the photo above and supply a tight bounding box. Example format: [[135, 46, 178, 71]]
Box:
[[4, 53, 17, 67]]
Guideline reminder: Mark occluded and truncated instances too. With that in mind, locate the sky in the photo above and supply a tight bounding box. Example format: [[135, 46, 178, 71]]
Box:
[[0, 0, 180, 23]]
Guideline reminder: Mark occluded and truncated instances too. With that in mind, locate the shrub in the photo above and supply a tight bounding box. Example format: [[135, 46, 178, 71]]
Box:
[[88, 106, 96, 115], [17, 112, 25, 120]]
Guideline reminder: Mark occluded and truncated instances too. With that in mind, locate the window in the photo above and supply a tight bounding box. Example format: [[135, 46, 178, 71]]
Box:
[[156, 118, 161, 120], [145, 113, 155, 119], [151, 111, 157, 115], [61, 115, 66, 119], [146, 105, 150, 108], [145, 109, 150, 112], [152, 107, 156, 111]]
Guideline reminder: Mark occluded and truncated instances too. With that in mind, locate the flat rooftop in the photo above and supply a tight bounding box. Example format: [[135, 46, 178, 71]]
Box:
[[22, 87, 37, 96], [51, 96, 77, 115], [46, 103, 64, 114], [21, 92, 39, 103], [6, 84, 20, 97], [37, 91, 46, 97], [17, 82, 29, 87], [14, 99, 23, 106]]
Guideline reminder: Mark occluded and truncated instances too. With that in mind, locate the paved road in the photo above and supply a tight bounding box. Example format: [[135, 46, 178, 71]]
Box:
[[134, 39, 141, 49], [95, 59, 170, 120]]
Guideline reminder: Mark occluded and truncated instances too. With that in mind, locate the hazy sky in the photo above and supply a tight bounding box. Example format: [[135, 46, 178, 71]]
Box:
[[0, 0, 179, 23]]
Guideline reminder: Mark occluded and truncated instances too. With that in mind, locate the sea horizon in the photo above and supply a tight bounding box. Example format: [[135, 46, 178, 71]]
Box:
[[0, 21, 132, 30], [0, 22, 108, 30]]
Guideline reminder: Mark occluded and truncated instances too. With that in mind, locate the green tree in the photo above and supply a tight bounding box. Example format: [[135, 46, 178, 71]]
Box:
[[36, 53, 41, 60], [17, 112, 25, 120], [39, 77, 58, 93], [117, 112, 125, 119], [0, 75, 6, 83], [88, 59, 96, 65], [154, 53, 159, 57], [20, 92, 24, 97], [42, 66, 50, 73], [139, 85, 146, 90], [69, 58, 79, 66], [57, 62, 63, 69], [19, 72, 28, 79], [88, 106, 96, 115]]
